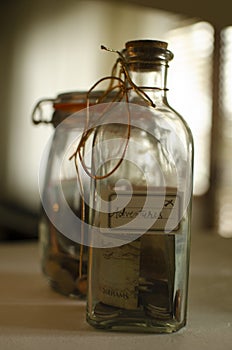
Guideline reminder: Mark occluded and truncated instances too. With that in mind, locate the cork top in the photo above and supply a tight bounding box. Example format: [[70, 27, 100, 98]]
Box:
[[126, 40, 168, 50], [124, 40, 173, 66]]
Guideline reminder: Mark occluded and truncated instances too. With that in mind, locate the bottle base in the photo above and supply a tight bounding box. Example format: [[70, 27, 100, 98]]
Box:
[[42, 252, 87, 298], [48, 278, 87, 299], [86, 305, 186, 334], [87, 315, 185, 334]]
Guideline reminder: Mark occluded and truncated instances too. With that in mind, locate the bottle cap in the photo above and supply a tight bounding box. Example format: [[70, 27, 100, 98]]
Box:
[[124, 39, 173, 66]]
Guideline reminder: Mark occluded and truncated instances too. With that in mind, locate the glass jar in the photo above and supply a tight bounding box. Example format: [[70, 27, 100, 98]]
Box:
[[33, 91, 105, 298], [86, 40, 194, 332]]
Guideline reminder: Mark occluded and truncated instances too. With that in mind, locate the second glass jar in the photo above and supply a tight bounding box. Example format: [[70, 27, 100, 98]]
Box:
[[34, 91, 106, 297]]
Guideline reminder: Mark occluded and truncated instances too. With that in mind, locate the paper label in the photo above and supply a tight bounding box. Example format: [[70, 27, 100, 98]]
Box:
[[100, 188, 181, 233], [95, 188, 180, 310], [96, 240, 141, 309]]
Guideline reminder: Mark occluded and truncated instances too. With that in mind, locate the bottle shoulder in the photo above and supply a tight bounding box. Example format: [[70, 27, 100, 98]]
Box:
[[92, 99, 193, 151], [149, 99, 193, 146]]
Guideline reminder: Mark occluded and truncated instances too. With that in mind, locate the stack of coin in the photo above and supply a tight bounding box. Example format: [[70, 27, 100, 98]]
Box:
[[94, 302, 122, 319], [140, 279, 172, 320]]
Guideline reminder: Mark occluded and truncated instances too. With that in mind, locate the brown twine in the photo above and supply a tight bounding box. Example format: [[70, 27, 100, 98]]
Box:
[[68, 45, 166, 280], [69, 45, 161, 179]]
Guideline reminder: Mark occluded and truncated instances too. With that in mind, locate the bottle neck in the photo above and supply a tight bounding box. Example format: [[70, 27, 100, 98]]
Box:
[[127, 63, 169, 105]]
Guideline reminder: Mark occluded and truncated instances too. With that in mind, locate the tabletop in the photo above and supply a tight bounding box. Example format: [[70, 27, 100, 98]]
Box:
[[0, 230, 231, 350]]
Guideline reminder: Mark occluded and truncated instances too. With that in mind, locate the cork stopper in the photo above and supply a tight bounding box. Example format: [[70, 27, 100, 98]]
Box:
[[126, 40, 168, 50], [124, 39, 173, 66]]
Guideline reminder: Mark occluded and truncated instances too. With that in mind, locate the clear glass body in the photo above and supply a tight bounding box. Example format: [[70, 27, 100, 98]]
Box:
[[38, 92, 103, 298], [39, 117, 89, 298], [87, 46, 194, 332], [36, 91, 102, 298]]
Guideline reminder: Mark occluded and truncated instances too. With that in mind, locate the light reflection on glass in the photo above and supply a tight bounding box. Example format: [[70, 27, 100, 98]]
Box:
[[166, 21, 214, 196]]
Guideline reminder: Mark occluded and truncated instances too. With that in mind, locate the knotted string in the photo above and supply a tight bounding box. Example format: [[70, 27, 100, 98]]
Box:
[[69, 45, 160, 179], [69, 45, 165, 280]]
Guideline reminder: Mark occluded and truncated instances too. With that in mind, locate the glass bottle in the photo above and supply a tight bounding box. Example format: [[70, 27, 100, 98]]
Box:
[[33, 91, 106, 298], [86, 40, 194, 332]]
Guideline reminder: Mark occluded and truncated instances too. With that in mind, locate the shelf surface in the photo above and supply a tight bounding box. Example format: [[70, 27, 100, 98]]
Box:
[[0, 230, 231, 350]]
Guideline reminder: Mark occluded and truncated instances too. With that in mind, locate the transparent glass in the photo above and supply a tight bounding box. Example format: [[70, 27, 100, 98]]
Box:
[[39, 116, 89, 298], [86, 41, 194, 332], [37, 92, 104, 298]]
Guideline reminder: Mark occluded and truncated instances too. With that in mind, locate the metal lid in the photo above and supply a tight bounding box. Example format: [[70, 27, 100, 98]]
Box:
[[32, 90, 113, 126], [54, 90, 108, 105], [52, 90, 114, 126]]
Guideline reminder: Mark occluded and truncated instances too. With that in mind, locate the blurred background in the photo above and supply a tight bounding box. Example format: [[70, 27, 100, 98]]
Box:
[[0, 0, 231, 240]]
